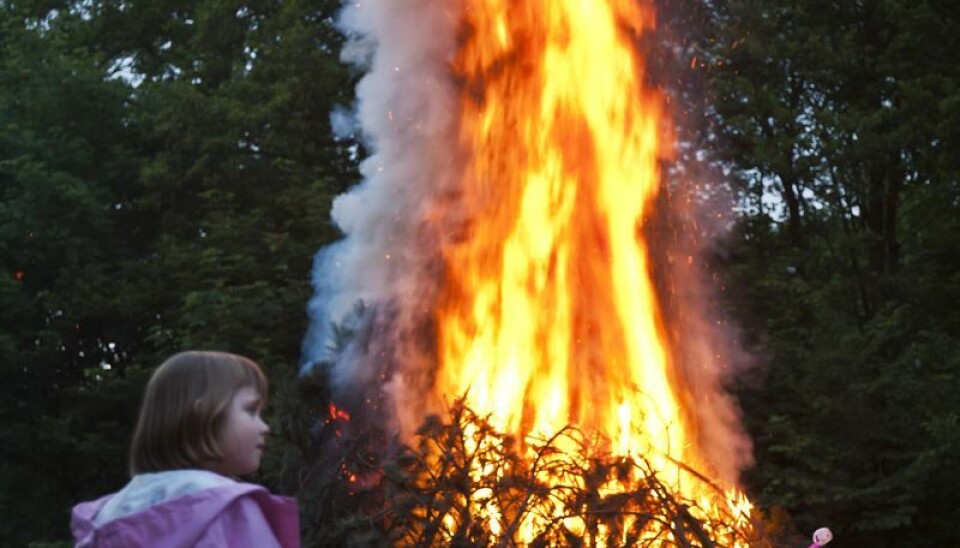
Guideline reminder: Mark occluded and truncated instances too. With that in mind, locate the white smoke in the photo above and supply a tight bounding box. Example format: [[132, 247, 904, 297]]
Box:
[[304, 0, 753, 484], [329, 105, 359, 141], [646, 163, 756, 485], [303, 0, 462, 433]]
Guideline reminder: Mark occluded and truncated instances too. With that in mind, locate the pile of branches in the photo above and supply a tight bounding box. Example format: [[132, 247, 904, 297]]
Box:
[[383, 402, 768, 547], [300, 397, 776, 547]]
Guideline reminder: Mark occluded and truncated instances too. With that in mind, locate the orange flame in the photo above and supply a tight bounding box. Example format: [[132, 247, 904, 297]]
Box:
[[431, 0, 749, 542]]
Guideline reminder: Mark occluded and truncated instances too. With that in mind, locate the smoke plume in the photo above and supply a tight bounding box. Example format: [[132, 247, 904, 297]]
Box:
[[303, 0, 461, 433], [304, 0, 753, 484]]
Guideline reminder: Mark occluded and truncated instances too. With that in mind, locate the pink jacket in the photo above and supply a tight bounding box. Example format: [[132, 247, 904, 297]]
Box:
[[71, 482, 299, 547]]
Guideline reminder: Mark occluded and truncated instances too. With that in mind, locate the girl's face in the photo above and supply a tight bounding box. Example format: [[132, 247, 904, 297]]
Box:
[[207, 386, 269, 477]]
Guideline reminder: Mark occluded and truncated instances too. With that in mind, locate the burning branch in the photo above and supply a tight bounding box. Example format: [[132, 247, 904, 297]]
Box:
[[374, 398, 767, 547]]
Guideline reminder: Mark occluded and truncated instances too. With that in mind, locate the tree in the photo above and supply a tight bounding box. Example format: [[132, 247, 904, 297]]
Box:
[[0, 0, 356, 543], [701, 0, 960, 544]]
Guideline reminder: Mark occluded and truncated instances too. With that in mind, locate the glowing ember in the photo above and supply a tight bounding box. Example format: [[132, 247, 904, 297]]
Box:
[[329, 402, 352, 422], [429, 0, 751, 543]]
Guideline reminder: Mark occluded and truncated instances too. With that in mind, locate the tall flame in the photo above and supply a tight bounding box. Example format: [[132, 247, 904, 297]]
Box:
[[315, 0, 753, 543], [438, 0, 696, 481]]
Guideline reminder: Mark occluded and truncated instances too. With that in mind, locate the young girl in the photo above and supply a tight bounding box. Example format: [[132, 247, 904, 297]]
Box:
[[71, 351, 299, 547]]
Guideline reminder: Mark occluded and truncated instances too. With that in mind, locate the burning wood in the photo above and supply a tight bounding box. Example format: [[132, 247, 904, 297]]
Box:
[[429, 0, 754, 542], [325, 399, 764, 546], [306, 0, 762, 543]]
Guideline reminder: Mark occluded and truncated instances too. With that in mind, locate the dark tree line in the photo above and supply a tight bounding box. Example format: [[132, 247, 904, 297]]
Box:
[[1, 0, 957, 546], [0, 0, 356, 544], [698, 0, 960, 545]]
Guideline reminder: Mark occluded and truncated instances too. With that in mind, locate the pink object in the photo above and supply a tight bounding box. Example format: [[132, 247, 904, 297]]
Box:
[[807, 526, 833, 547], [71, 483, 299, 547]]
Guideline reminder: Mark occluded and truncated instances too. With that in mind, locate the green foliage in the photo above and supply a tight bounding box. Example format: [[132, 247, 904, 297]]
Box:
[[0, 0, 355, 544], [700, 0, 960, 544], [721, 224, 960, 545]]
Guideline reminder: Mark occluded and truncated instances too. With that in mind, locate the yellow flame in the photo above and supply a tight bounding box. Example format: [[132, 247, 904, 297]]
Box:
[[433, 0, 749, 543]]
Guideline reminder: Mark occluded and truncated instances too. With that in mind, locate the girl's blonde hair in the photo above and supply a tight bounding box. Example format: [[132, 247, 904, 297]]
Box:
[[130, 351, 268, 475]]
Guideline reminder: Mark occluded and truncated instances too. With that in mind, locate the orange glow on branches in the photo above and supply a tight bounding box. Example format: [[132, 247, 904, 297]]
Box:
[[427, 0, 751, 543]]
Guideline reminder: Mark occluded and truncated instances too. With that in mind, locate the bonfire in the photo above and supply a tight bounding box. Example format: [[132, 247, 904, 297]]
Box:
[[303, 0, 771, 545]]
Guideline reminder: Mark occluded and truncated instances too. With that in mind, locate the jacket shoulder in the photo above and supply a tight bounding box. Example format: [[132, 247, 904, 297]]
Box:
[[71, 483, 296, 547], [198, 491, 299, 548]]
